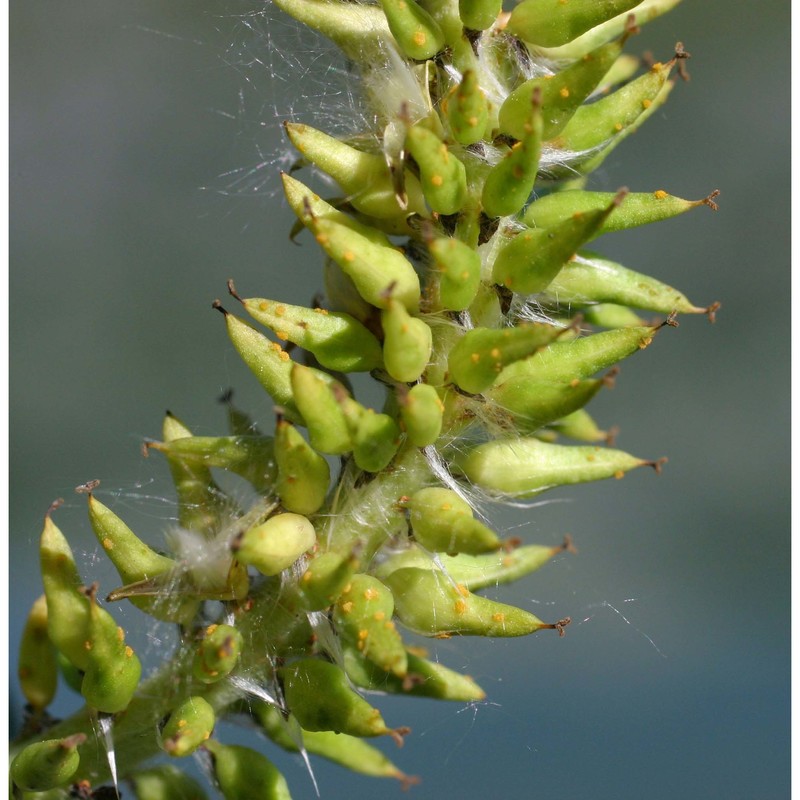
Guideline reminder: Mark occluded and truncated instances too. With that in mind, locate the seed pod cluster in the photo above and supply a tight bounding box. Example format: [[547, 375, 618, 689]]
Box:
[[13, 0, 718, 796]]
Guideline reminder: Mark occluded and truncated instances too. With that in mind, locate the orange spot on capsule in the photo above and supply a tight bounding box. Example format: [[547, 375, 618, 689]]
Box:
[[431, 174, 444, 187], [454, 599, 467, 615], [102, 538, 113, 550], [642, 98, 652, 109], [364, 587, 380, 601], [654, 189, 668, 200], [559, 87, 570, 98]]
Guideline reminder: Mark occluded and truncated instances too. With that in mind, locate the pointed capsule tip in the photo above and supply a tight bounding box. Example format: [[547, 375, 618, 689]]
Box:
[[75, 479, 100, 495], [704, 301, 721, 323], [212, 299, 227, 315], [45, 498, 65, 518], [227, 279, 244, 303]]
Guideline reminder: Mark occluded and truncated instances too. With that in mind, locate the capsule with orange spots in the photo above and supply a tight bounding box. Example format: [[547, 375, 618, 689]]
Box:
[[405, 123, 467, 215]]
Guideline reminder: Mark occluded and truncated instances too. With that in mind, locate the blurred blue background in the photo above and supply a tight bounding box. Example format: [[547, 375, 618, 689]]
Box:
[[10, 1, 789, 797]]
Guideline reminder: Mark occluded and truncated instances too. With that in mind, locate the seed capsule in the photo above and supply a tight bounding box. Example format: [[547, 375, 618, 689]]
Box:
[[335, 573, 408, 677], [18, 595, 58, 712], [80, 585, 142, 714], [298, 550, 358, 611], [429, 235, 482, 312], [280, 658, 406, 741], [192, 624, 244, 684], [482, 90, 542, 218], [403, 487, 502, 554], [541, 250, 708, 314], [381, 297, 433, 383], [129, 764, 210, 800], [87, 494, 198, 624], [455, 436, 652, 497], [251, 701, 413, 784], [284, 122, 427, 220], [161, 697, 216, 757], [275, 418, 331, 515], [499, 36, 625, 141], [491, 191, 625, 294], [233, 512, 317, 576], [204, 740, 292, 800], [398, 383, 444, 447], [10, 734, 86, 792], [235, 291, 383, 373], [40, 509, 91, 671], [290, 364, 351, 455], [507, 0, 639, 47], [379, 0, 444, 60], [447, 322, 566, 394], [443, 69, 490, 144], [147, 433, 277, 494], [384, 567, 567, 636], [458, 0, 501, 30], [337, 393, 402, 473], [549, 408, 610, 442], [404, 124, 467, 215]]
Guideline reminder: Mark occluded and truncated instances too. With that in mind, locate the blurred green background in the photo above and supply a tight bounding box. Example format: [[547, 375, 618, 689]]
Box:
[[10, 1, 789, 797]]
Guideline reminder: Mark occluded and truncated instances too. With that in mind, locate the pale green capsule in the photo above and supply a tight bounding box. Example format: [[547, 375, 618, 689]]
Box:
[[447, 322, 565, 394], [458, 0, 502, 30], [351, 409, 402, 473], [87, 494, 198, 624], [290, 364, 351, 455], [10, 734, 86, 792], [204, 740, 292, 800], [379, 0, 445, 60], [284, 122, 427, 220], [549, 408, 610, 442], [192, 624, 244, 684], [18, 595, 58, 712], [80, 587, 142, 714], [236, 293, 383, 373], [491, 191, 624, 294], [384, 567, 568, 636], [429, 235, 482, 311], [523, 188, 719, 237], [405, 124, 468, 215], [481, 91, 542, 218], [129, 764, 210, 800], [161, 697, 216, 757], [507, 0, 640, 48], [499, 36, 625, 141], [233, 512, 317, 576], [398, 383, 444, 447], [443, 69, 490, 144], [297, 551, 358, 611], [275, 418, 331, 515], [381, 298, 432, 383], [455, 436, 654, 497]]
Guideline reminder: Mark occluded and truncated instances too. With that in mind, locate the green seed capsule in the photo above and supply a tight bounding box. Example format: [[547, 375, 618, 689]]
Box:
[[236, 292, 383, 373], [192, 624, 243, 684], [284, 122, 427, 220], [251, 701, 413, 784], [290, 364, 351, 455], [523, 188, 719, 237], [458, 0, 501, 30], [443, 69, 490, 144], [429, 235, 482, 311], [384, 567, 567, 636], [298, 550, 358, 611], [161, 697, 216, 757], [233, 512, 317, 576], [496, 324, 661, 386], [148, 432, 277, 494], [10, 734, 86, 792], [80, 587, 142, 714], [379, 0, 444, 60], [404, 124, 468, 215], [499, 36, 625, 141], [404, 487, 502, 554], [507, 0, 639, 47], [337, 392, 402, 472], [274, 418, 331, 515], [162, 411, 231, 533], [87, 494, 198, 624], [381, 297, 433, 383], [280, 658, 405, 741], [481, 91, 542, 218], [447, 322, 567, 394], [40, 510, 91, 671], [553, 60, 673, 154], [18, 595, 58, 712], [489, 375, 605, 433], [311, 215, 421, 313], [335, 574, 408, 677], [399, 383, 444, 447], [204, 740, 292, 800], [129, 764, 210, 800], [455, 436, 653, 497], [491, 191, 625, 294]]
